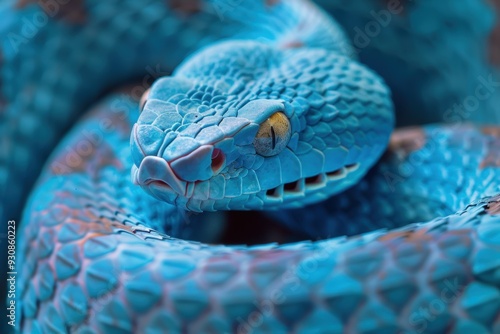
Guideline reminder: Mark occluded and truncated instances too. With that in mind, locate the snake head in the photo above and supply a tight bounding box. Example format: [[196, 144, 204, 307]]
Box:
[[131, 41, 394, 212]]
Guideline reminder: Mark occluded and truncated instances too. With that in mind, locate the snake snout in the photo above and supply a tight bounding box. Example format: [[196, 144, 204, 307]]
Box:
[[133, 156, 186, 195], [133, 145, 227, 200]]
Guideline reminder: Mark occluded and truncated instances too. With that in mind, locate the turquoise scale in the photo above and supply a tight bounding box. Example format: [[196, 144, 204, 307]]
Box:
[[0, 0, 499, 333]]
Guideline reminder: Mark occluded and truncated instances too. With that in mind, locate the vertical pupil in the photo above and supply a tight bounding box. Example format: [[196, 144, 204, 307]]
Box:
[[270, 126, 276, 150]]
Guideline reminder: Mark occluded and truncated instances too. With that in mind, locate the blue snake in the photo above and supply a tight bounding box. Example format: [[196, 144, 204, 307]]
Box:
[[2, 0, 500, 333]]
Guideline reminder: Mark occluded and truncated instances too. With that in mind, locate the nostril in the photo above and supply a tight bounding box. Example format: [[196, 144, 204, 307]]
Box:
[[211, 148, 225, 172]]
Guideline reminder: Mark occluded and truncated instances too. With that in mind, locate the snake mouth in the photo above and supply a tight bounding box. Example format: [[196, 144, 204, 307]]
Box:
[[145, 179, 177, 193], [265, 163, 360, 199]]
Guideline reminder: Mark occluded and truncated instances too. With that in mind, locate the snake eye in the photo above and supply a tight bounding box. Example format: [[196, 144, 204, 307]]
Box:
[[254, 112, 291, 157], [139, 88, 150, 112]]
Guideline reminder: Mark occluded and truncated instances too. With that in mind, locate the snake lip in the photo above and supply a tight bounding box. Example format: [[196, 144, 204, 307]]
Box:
[[265, 163, 360, 199], [146, 180, 177, 194]]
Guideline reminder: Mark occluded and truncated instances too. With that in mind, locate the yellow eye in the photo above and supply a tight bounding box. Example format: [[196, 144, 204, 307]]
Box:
[[254, 112, 291, 157], [139, 88, 150, 112]]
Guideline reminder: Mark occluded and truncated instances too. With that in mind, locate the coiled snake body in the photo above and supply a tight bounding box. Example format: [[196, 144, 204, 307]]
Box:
[[1, 0, 500, 333]]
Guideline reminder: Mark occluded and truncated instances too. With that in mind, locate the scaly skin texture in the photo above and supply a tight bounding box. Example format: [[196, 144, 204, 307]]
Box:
[[131, 41, 392, 211], [18, 93, 500, 333], [266, 125, 500, 238], [314, 0, 500, 126], [1, 0, 500, 333], [0, 0, 349, 222]]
